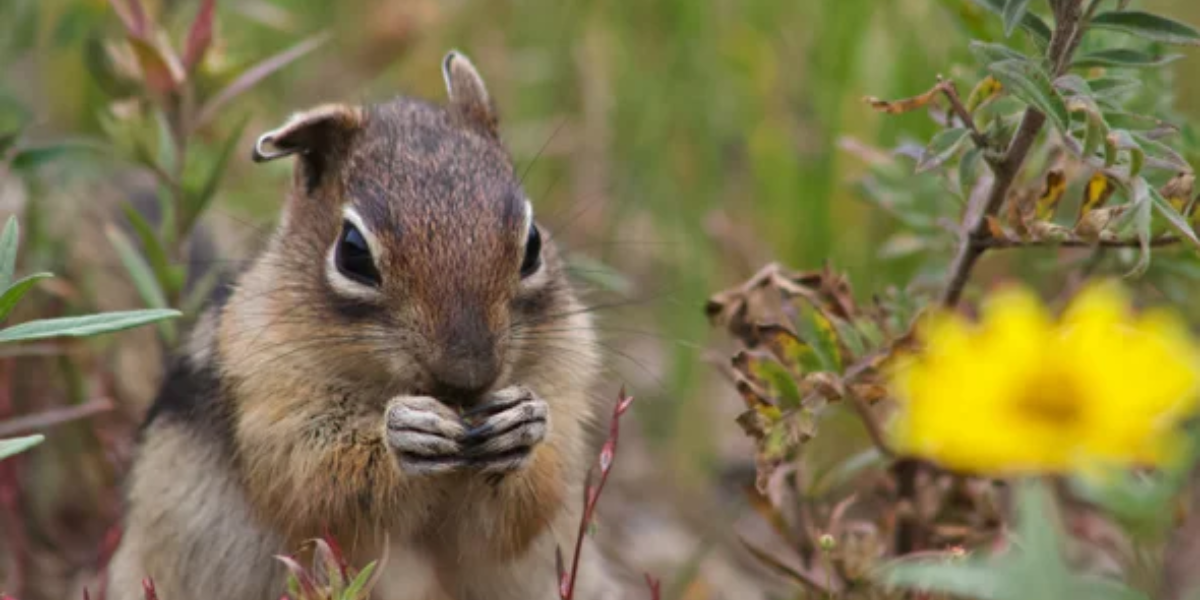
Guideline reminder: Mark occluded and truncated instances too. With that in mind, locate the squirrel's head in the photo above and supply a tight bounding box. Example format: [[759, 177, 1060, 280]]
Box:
[[240, 51, 585, 407]]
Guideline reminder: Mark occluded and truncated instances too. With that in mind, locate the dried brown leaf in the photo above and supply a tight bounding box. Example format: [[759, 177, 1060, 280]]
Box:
[[864, 84, 943, 115]]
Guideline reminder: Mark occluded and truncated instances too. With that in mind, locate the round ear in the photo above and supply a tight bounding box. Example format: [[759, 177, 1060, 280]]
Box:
[[252, 103, 364, 192], [442, 50, 499, 139]]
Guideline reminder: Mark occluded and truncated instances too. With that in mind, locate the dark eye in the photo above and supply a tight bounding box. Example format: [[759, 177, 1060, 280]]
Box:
[[520, 224, 542, 278], [336, 220, 381, 286]]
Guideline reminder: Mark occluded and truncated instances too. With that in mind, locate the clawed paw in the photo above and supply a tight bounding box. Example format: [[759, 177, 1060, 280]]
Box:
[[461, 386, 548, 474], [384, 387, 548, 477]]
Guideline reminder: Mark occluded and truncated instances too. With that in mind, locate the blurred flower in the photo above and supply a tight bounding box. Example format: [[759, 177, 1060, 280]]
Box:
[[889, 280, 1200, 476]]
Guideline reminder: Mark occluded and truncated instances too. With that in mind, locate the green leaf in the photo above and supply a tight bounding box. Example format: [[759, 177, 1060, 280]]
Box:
[[969, 0, 1052, 44], [1002, 0, 1032, 38], [989, 59, 1070, 135], [752, 359, 803, 410], [1088, 75, 1141, 100], [882, 561, 1006, 599], [1001, 479, 1076, 600], [798, 306, 842, 372], [343, 561, 378, 599], [0, 434, 44, 460], [183, 114, 250, 237], [0, 216, 17, 290], [1150, 186, 1200, 250], [121, 203, 180, 297], [10, 139, 106, 172], [1083, 109, 1108, 159], [1090, 11, 1200, 46], [1130, 178, 1154, 276], [969, 41, 1027, 66], [1105, 112, 1174, 132], [1132, 133, 1190, 173], [106, 225, 168, 309], [0, 272, 52, 322], [917, 127, 971, 173], [0, 309, 180, 344], [1073, 48, 1184, 69]]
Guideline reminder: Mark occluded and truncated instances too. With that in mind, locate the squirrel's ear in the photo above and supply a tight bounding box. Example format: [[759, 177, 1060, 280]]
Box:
[[252, 103, 363, 192], [442, 50, 499, 138]]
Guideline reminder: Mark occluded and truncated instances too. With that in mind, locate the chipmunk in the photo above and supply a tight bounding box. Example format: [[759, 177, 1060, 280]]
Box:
[[106, 51, 618, 600]]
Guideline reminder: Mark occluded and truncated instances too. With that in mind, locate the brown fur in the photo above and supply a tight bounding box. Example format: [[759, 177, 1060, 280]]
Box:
[[107, 51, 617, 600]]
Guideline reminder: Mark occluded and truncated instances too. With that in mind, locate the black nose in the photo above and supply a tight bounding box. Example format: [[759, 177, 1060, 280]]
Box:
[[428, 357, 500, 406]]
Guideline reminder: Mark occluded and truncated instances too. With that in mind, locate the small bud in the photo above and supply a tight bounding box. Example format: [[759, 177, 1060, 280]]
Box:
[[819, 533, 837, 551]]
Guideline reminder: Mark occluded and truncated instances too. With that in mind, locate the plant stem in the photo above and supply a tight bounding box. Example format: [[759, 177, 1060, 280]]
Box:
[[897, 1, 1091, 555]]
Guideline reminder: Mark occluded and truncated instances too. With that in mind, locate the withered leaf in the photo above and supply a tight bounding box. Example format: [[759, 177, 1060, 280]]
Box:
[[1029, 220, 1074, 241], [1076, 205, 1130, 242], [965, 75, 1003, 113], [1034, 169, 1067, 220], [758, 324, 821, 375], [864, 84, 943, 115], [1160, 172, 1196, 215], [1078, 172, 1116, 223], [733, 350, 804, 410]]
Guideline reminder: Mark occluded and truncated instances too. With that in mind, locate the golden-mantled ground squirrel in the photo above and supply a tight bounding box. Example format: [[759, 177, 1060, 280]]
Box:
[[106, 50, 618, 600]]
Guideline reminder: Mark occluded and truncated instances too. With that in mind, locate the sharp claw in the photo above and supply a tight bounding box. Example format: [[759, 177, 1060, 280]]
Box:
[[464, 422, 496, 442], [463, 397, 521, 420]]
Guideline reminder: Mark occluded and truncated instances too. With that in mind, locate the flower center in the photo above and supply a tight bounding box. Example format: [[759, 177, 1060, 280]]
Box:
[[1013, 370, 1084, 429]]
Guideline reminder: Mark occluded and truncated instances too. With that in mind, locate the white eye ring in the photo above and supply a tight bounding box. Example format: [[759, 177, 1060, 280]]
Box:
[[325, 206, 384, 299]]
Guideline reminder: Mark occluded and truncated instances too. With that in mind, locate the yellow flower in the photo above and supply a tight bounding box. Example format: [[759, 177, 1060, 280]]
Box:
[[888, 280, 1200, 476]]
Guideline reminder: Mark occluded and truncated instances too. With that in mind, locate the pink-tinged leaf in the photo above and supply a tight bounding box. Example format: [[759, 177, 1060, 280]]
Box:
[[129, 38, 182, 95], [193, 31, 331, 131], [183, 0, 217, 72], [109, 0, 148, 38], [141, 578, 159, 600], [275, 554, 319, 597]]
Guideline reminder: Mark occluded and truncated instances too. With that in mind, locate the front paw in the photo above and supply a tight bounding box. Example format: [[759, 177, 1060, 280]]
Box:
[[384, 396, 468, 476], [461, 386, 549, 474]]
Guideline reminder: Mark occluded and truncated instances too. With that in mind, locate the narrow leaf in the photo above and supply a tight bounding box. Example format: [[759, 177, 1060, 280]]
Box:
[[1002, 0, 1032, 38], [183, 0, 217, 71], [1132, 133, 1191, 173], [0, 309, 180, 344], [969, 41, 1027, 65], [0, 216, 18, 290], [1150, 186, 1200, 250], [0, 434, 44, 460], [194, 32, 331, 130], [183, 114, 250, 235], [120, 204, 178, 297], [969, 0, 1052, 44], [1131, 178, 1154, 276], [1088, 75, 1142, 100], [1090, 11, 1200, 46], [11, 139, 107, 172], [1073, 49, 1183, 69], [0, 273, 53, 322], [128, 38, 182, 95], [917, 127, 970, 173], [988, 59, 1070, 135], [106, 225, 168, 309]]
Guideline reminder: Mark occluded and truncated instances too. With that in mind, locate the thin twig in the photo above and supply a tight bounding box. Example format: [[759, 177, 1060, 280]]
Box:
[[848, 391, 894, 457], [937, 0, 1085, 308], [980, 236, 1182, 250], [0, 398, 115, 438], [937, 77, 985, 148], [900, 2, 1091, 556]]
